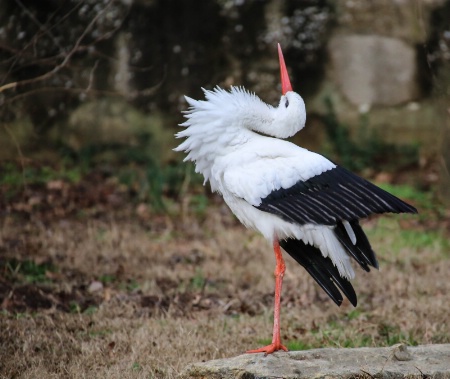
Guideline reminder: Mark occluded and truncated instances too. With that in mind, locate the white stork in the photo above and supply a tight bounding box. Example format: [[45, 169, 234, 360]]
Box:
[[174, 44, 417, 354]]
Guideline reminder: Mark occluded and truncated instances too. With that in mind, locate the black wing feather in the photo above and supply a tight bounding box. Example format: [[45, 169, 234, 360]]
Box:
[[280, 238, 357, 307], [256, 166, 417, 226], [258, 166, 416, 306], [334, 220, 378, 271]]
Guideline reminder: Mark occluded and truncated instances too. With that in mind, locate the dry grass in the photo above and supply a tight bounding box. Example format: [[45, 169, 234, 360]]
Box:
[[1, 196, 449, 378]]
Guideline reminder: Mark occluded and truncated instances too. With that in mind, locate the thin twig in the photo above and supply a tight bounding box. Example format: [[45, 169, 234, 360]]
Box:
[[15, 0, 66, 51], [0, 0, 78, 85], [2, 83, 162, 104], [0, 1, 112, 94]]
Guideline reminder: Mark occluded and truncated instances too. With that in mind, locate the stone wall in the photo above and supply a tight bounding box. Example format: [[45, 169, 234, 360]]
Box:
[[309, 0, 447, 151], [1, 0, 449, 198]]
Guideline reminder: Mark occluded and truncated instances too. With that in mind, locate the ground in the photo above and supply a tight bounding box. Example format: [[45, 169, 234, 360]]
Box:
[[0, 170, 449, 378]]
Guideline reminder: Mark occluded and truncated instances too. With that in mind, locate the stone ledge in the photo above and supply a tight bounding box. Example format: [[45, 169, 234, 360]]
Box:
[[183, 344, 450, 379]]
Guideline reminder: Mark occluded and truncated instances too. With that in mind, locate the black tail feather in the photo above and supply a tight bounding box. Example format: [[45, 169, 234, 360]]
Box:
[[334, 220, 379, 271], [351, 221, 379, 269], [280, 238, 357, 307]]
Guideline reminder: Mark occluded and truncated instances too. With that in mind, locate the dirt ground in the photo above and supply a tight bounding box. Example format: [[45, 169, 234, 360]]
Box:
[[0, 174, 449, 378]]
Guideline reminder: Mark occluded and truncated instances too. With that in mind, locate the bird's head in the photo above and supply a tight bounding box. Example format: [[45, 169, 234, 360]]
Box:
[[175, 44, 307, 174], [269, 44, 306, 138], [247, 44, 306, 138]]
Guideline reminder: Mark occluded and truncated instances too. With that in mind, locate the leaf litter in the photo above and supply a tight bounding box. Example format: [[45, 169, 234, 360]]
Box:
[[0, 169, 449, 378]]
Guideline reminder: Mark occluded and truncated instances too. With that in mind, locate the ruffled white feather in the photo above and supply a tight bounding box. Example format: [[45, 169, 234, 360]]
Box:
[[175, 85, 355, 280]]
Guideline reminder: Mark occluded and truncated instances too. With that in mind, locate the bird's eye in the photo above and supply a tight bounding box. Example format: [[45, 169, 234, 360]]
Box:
[[285, 99, 289, 108]]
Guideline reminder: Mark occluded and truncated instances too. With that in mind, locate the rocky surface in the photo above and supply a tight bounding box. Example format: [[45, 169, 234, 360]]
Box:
[[333, 0, 446, 44], [328, 34, 419, 106], [183, 344, 450, 379]]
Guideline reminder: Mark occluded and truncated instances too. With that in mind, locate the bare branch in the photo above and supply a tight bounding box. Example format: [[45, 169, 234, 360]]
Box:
[[15, 0, 65, 52], [2, 83, 162, 105], [0, 1, 81, 85], [0, 1, 113, 94]]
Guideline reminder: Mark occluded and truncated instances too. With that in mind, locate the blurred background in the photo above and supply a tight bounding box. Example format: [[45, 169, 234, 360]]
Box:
[[1, 0, 449, 212], [1, 2, 450, 377]]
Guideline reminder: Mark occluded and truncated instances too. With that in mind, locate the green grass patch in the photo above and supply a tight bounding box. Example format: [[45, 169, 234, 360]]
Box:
[[83, 306, 98, 315], [362, 185, 449, 261], [125, 279, 140, 291], [376, 183, 437, 214], [339, 334, 374, 348], [322, 97, 419, 172], [376, 183, 428, 204], [117, 279, 140, 292], [99, 274, 116, 284], [345, 309, 362, 321], [69, 301, 81, 314], [131, 362, 142, 372], [367, 217, 449, 258], [189, 269, 206, 290], [286, 340, 314, 351], [4, 259, 56, 284], [376, 183, 449, 229], [0, 162, 82, 197], [378, 323, 419, 346], [189, 194, 209, 216], [312, 317, 420, 348]]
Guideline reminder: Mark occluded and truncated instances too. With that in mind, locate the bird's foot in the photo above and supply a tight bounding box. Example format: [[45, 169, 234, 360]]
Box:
[[246, 342, 288, 355]]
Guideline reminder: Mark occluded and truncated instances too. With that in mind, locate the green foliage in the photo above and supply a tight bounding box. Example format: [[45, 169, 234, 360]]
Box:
[[116, 163, 198, 212], [322, 97, 419, 172], [377, 183, 430, 204], [310, 316, 420, 348], [99, 274, 116, 284], [397, 228, 448, 252], [345, 309, 361, 321], [255, 338, 272, 347], [189, 269, 206, 290], [375, 185, 448, 252], [189, 194, 209, 216], [5, 259, 56, 284], [99, 274, 141, 292], [367, 217, 449, 258], [117, 279, 140, 292], [69, 301, 81, 314], [1, 106, 200, 213], [286, 340, 314, 351], [83, 306, 98, 315], [125, 280, 140, 291], [131, 362, 142, 372], [378, 323, 418, 346], [377, 183, 444, 218], [0, 162, 81, 198], [58, 132, 201, 212]]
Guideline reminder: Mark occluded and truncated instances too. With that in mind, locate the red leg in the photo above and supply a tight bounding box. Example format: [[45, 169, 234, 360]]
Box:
[[247, 239, 288, 354]]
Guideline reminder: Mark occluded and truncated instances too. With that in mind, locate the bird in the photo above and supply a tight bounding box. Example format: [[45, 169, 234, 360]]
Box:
[[174, 44, 417, 354]]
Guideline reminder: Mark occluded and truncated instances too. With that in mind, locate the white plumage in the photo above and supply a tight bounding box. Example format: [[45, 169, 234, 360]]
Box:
[[174, 44, 417, 354], [175, 85, 354, 279]]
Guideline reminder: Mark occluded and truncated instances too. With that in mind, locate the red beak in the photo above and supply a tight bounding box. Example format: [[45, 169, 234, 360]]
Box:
[[278, 43, 293, 95]]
